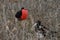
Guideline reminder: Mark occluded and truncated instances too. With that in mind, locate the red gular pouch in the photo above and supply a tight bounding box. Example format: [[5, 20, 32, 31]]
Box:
[[20, 9, 28, 20]]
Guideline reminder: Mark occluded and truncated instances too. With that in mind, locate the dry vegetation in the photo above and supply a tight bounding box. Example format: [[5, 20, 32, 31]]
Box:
[[0, 0, 60, 40]]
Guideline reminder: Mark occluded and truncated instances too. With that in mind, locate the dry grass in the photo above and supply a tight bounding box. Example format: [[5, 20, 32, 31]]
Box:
[[0, 0, 60, 40]]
